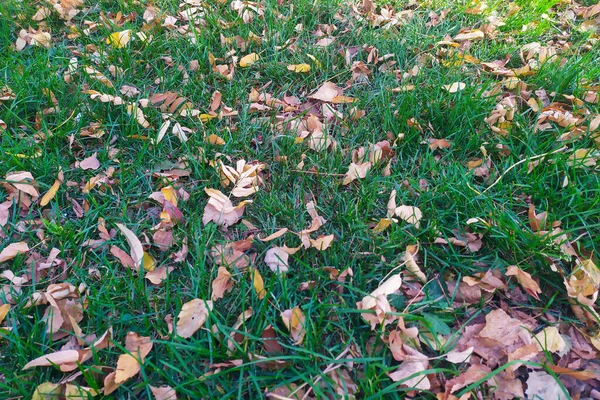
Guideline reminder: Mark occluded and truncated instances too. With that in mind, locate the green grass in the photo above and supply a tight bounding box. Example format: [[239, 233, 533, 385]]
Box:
[[1, 0, 599, 398]]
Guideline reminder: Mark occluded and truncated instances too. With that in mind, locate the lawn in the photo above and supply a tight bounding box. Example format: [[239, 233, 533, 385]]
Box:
[[1, 0, 600, 398]]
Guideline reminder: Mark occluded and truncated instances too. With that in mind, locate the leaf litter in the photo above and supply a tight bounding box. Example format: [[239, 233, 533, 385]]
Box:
[[2, 0, 600, 398]]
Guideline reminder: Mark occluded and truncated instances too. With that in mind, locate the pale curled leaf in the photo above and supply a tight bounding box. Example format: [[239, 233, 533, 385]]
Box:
[[0, 242, 30, 263], [116, 224, 144, 270], [176, 299, 213, 338]]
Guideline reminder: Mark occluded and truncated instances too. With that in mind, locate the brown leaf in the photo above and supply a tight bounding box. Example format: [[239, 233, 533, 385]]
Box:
[[342, 162, 372, 185], [150, 385, 177, 400], [479, 309, 524, 345], [506, 265, 542, 300], [211, 267, 233, 301], [445, 364, 491, 394], [176, 299, 213, 338], [261, 325, 282, 354], [110, 246, 135, 269], [309, 81, 344, 102], [0, 242, 29, 263], [309, 234, 334, 250]]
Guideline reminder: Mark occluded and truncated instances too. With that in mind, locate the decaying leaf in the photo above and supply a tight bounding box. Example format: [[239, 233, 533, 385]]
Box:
[[106, 30, 132, 48], [506, 265, 542, 300]]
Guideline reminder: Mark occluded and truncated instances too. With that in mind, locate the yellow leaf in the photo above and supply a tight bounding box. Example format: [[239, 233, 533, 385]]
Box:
[[239, 53, 259, 67], [32, 382, 62, 400], [207, 133, 225, 145], [106, 30, 132, 48], [40, 179, 61, 206], [199, 114, 217, 123], [287, 63, 311, 73], [281, 306, 306, 345], [252, 268, 266, 299], [372, 218, 392, 233], [0, 304, 10, 325], [306, 54, 322, 69], [142, 252, 155, 272]]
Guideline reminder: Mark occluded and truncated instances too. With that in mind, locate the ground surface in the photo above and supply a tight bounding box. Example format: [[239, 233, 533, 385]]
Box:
[[1, 0, 600, 398]]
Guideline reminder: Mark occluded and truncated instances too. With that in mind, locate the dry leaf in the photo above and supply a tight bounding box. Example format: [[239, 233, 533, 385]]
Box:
[[176, 299, 213, 338], [23, 350, 80, 370], [287, 63, 311, 73], [78, 153, 100, 170], [115, 332, 153, 384], [106, 30, 132, 48], [202, 188, 251, 227], [534, 326, 566, 353], [0, 242, 29, 263], [388, 347, 430, 389], [394, 205, 423, 228], [525, 371, 564, 399], [264, 247, 289, 273], [150, 385, 177, 400], [211, 267, 233, 301], [309, 234, 334, 250], [404, 245, 426, 283], [443, 82, 466, 93], [281, 306, 306, 345], [239, 53, 259, 67], [506, 265, 541, 300], [445, 347, 474, 364], [116, 224, 144, 270], [309, 81, 344, 102], [342, 162, 372, 185], [445, 364, 491, 394], [251, 268, 266, 299], [145, 266, 173, 285]]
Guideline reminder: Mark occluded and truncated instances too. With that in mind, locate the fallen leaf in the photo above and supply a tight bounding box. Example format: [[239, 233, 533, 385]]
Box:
[[0, 242, 29, 263], [445, 364, 491, 394], [454, 29, 484, 42], [40, 179, 61, 206], [202, 188, 251, 227], [309, 81, 344, 102], [534, 326, 566, 353], [525, 371, 565, 399], [211, 267, 233, 301], [506, 265, 542, 300], [394, 205, 423, 228], [145, 266, 173, 285], [265, 247, 289, 273], [150, 385, 177, 400], [176, 299, 213, 338], [443, 82, 466, 93], [106, 30, 132, 48], [388, 348, 430, 389], [342, 162, 372, 185], [115, 332, 153, 384], [287, 63, 311, 73], [31, 382, 62, 399], [445, 347, 474, 364], [239, 53, 259, 67], [309, 234, 334, 250], [281, 306, 306, 345], [23, 350, 80, 370], [116, 224, 144, 270], [251, 268, 266, 299], [403, 245, 426, 283], [78, 153, 100, 170]]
